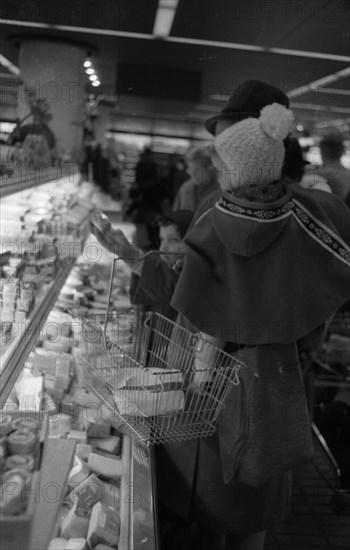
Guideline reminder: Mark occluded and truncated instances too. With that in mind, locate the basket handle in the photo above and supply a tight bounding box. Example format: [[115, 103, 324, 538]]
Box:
[[102, 251, 185, 346]]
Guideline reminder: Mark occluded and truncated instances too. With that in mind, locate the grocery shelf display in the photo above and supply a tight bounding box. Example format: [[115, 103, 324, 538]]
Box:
[[0, 175, 159, 550]]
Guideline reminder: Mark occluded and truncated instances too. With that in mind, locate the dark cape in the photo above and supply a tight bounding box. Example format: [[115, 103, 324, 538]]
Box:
[[157, 184, 350, 534], [172, 185, 350, 345]]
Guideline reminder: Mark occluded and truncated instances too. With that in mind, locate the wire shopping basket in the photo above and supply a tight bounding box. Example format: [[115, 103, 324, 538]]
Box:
[[79, 257, 246, 445]]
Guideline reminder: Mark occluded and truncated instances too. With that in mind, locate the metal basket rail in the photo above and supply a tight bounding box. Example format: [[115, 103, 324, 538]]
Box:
[[77, 254, 246, 444], [79, 311, 246, 445]]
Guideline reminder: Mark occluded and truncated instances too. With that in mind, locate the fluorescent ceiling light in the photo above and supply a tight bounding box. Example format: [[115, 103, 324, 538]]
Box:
[[86, 68, 94, 75], [153, 0, 179, 37], [89, 74, 97, 81], [0, 53, 20, 75], [84, 60, 92, 68], [92, 81, 100, 87]]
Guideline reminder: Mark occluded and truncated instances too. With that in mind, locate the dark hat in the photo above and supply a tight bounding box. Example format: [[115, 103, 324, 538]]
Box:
[[157, 210, 194, 239], [205, 80, 290, 136]]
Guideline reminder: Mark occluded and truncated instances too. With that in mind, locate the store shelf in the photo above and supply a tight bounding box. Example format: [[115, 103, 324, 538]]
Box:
[[131, 442, 159, 550], [0, 165, 76, 198], [0, 261, 74, 408]]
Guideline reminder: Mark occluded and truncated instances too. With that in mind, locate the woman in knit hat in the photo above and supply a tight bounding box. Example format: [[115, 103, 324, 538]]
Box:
[[157, 99, 350, 549]]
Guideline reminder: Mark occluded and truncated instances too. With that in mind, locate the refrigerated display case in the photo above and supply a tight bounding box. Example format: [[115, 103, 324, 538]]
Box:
[[0, 174, 159, 550]]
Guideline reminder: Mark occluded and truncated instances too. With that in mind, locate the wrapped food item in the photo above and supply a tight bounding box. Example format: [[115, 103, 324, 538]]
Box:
[[114, 389, 184, 417], [88, 453, 123, 479], [47, 538, 67, 550], [7, 429, 37, 455], [0, 468, 31, 515], [12, 416, 40, 434], [0, 413, 12, 437], [87, 502, 120, 549], [15, 374, 43, 413], [48, 538, 67, 550], [60, 501, 90, 539], [5, 454, 35, 472], [67, 456, 90, 487], [89, 435, 121, 455], [67, 473, 104, 508], [114, 367, 183, 391], [65, 539, 87, 550]]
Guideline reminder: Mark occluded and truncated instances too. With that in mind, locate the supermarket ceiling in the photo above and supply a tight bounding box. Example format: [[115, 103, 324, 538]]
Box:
[[0, 0, 350, 137]]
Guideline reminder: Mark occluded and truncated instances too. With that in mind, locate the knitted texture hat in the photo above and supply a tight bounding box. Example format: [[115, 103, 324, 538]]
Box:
[[205, 80, 290, 136], [214, 103, 294, 190]]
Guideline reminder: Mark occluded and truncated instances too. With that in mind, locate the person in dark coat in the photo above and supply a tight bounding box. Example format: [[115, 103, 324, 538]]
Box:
[[128, 210, 194, 320], [128, 147, 161, 249], [157, 82, 350, 550], [318, 132, 350, 199], [90, 210, 193, 321]]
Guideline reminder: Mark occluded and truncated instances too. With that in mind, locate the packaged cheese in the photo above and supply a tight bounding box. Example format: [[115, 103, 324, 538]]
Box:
[[65, 539, 87, 550], [67, 473, 104, 508], [88, 453, 123, 479], [114, 389, 184, 417], [16, 374, 43, 413], [67, 456, 90, 487], [48, 538, 67, 550], [89, 435, 121, 455], [82, 408, 110, 439], [87, 502, 120, 549], [60, 501, 90, 539]]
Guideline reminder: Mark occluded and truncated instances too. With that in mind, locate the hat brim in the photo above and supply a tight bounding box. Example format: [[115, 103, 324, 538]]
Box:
[[205, 111, 260, 136]]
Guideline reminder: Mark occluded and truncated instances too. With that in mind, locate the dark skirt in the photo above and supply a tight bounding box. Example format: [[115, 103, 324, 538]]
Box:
[[155, 433, 292, 535]]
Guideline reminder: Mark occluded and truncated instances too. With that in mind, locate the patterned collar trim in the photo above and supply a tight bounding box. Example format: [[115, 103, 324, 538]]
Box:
[[216, 196, 294, 222], [215, 195, 350, 268]]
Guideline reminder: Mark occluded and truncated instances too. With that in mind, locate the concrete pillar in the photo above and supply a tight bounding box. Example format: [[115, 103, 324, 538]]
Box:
[[17, 39, 86, 161]]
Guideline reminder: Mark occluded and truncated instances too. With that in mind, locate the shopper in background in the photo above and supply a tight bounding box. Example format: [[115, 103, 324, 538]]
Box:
[[158, 81, 350, 550], [171, 157, 189, 202], [318, 132, 350, 199], [126, 146, 161, 249], [90, 209, 193, 321], [283, 136, 331, 192], [129, 209, 193, 321], [173, 146, 218, 211]]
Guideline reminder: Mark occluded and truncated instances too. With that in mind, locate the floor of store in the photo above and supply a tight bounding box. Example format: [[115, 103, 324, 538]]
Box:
[[265, 433, 350, 550]]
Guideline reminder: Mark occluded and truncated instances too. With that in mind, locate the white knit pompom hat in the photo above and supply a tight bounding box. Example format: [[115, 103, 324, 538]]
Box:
[[214, 103, 294, 190]]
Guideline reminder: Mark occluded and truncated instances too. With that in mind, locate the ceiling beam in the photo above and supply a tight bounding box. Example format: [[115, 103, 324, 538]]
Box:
[[287, 67, 350, 98], [290, 102, 350, 114], [0, 53, 20, 74], [1, 19, 349, 63], [314, 88, 350, 96]]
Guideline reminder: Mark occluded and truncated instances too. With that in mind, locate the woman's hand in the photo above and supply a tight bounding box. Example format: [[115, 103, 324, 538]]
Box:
[[90, 213, 143, 271], [91, 222, 136, 258]]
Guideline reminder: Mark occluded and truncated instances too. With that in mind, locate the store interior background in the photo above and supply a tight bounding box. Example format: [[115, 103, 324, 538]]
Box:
[[0, 0, 349, 187], [0, 2, 350, 549]]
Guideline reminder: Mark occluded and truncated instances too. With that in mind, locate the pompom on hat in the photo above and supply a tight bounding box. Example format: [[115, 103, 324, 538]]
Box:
[[214, 103, 294, 189], [205, 80, 290, 136]]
